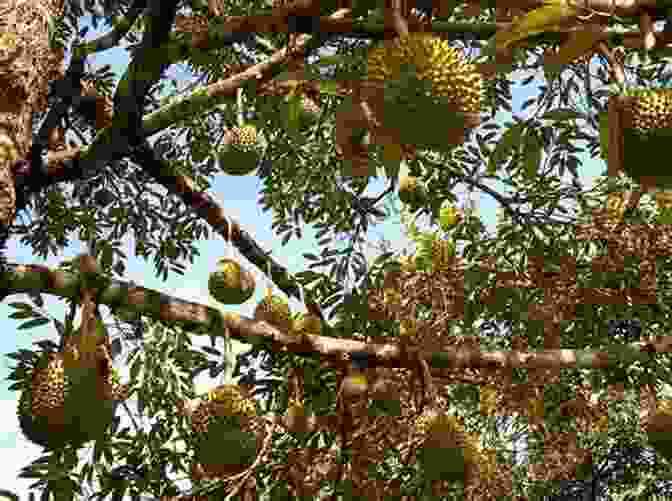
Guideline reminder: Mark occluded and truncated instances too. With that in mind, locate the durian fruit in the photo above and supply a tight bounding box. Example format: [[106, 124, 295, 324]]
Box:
[[398, 176, 426, 207], [218, 124, 259, 176], [254, 289, 292, 332], [366, 33, 482, 150], [647, 398, 672, 461], [208, 258, 255, 305], [292, 312, 322, 337], [415, 410, 470, 481], [190, 384, 259, 478], [622, 88, 672, 188], [18, 351, 117, 449]]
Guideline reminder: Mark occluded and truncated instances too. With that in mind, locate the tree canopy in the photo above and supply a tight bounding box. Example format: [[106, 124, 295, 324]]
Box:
[[3, 0, 672, 499]]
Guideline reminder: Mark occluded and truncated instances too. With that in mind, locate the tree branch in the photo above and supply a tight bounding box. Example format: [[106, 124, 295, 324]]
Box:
[[1, 262, 669, 375]]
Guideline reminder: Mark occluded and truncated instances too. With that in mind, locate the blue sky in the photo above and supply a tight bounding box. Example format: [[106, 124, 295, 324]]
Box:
[[0, 14, 609, 499]]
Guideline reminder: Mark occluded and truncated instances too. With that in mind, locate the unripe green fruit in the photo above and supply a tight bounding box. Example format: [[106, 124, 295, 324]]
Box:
[[218, 125, 259, 176], [208, 259, 255, 305]]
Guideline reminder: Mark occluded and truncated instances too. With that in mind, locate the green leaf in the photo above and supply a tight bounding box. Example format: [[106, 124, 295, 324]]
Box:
[[541, 109, 584, 122], [8, 302, 33, 311], [488, 123, 523, 175], [523, 131, 543, 180], [102, 244, 114, 270], [8, 311, 35, 320], [17, 318, 50, 330]]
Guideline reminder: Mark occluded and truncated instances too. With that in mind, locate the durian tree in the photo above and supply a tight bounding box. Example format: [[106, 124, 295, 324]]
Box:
[[4, 0, 672, 499]]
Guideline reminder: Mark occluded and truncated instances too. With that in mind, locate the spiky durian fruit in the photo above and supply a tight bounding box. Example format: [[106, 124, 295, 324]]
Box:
[[415, 410, 470, 481], [292, 312, 322, 336], [647, 399, 672, 461], [367, 34, 481, 112], [191, 384, 259, 478], [218, 124, 259, 176], [208, 258, 256, 305], [18, 351, 117, 449], [29, 353, 68, 422], [254, 291, 292, 332], [367, 33, 481, 150], [398, 176, 426, 207], [622, 88, 672, 188]]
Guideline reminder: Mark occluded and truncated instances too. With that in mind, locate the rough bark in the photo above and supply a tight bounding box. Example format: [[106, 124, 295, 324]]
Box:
[[0, 0, 66, 226]]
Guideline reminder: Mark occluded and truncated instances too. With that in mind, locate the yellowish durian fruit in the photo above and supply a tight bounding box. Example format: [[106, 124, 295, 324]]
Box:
[[204, 384, 256, 418], [366, 33, 482, 114]]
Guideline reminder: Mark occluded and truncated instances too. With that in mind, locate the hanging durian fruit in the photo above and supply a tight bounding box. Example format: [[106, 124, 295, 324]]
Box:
[[17, 350, 120, 449], [218, 124, 260, 176], [254, 288, 292, 333], [621, 88, 672, 189], [366, 33, 482, 151], [189, 384, 260, 479], [414, 410, 471, 481], [647, 399, 672, 461], [208, 258, 256, 305]]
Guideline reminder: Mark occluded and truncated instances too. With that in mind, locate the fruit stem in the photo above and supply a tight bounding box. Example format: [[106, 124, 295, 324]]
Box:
[[236, 87, 244, 128]]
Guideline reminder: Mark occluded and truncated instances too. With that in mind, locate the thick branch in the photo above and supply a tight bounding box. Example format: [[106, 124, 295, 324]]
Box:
[[2, 262, 670, 375]]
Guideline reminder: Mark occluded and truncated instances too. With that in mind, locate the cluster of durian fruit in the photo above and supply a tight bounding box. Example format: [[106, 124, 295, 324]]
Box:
[[366, 33, 482, 114], [208, 258, 322, 336]]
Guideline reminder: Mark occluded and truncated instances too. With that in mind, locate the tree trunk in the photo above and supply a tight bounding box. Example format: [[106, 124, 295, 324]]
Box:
[[0, 0, 66, 226]]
